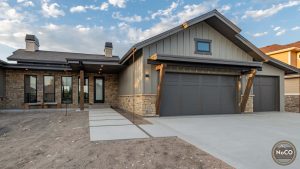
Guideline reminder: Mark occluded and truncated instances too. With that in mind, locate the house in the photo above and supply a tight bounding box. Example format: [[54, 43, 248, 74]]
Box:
[[261, 42, 300, 112], [0, 10, 298, 116]]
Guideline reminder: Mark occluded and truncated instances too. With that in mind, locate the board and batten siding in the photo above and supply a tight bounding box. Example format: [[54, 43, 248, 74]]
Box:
[[118, 53, 144, 95], [256, 63, 285, 111], [143, 21, 253, 94], [0, 68, 5, 97]]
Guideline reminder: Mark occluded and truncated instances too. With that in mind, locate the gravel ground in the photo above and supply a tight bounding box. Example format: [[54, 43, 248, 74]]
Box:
[[0, 110, 234, 169]]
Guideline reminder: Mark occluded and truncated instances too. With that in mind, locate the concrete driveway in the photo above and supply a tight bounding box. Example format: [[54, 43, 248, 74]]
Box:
[[141, 112, 300, 169]]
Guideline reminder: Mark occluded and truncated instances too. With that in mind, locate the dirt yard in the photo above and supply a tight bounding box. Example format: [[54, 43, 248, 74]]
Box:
[[0, 110, 233, 169]]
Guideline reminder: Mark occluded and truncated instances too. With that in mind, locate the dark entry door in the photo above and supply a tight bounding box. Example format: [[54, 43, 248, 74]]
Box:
[[253, 76, 279, 112], [160, 73, 238, 116], [94, 77, 104, 103]]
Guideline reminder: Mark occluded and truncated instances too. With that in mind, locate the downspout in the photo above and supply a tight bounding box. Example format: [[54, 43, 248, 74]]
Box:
[[131, 48, 137, 123]]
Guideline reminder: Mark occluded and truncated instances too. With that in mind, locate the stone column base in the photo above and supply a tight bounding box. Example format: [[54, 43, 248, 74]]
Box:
[[241, 95, 254, 113], [118, 94, 157, 116], [285, 95, 300, 113]]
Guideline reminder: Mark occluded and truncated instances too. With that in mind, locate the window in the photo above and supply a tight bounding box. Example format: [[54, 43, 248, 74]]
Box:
[[24, 75, 37, 103], [195, 39, 211, 55], [78, 77, 89, 103], [61, 76, 72, 103], [44, 76, 55, 102]]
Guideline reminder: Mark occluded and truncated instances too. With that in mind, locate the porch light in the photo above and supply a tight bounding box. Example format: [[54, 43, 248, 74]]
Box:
[[145, 73, 150, 78]]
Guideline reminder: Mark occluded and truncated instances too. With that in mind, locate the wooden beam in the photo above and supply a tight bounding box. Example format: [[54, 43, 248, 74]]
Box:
[[150, 53, 158, 60], [80, 70, 84, 111], [240, 69, 256, 112], [156, 64, 166, 115], [155, 65, 162, 71]]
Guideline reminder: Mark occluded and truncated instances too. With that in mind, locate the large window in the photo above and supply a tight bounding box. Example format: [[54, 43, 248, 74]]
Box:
[[78, 77, 89, 103], [194, 38, 212, 55], [24, 75, 37, 103], [44, 76, 55, 102], [61, 76, 72, 103]]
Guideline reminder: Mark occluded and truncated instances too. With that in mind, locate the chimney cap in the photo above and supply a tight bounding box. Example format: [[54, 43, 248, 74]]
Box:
[[25, 34, 39, 46], [105, 42, 113, 48]]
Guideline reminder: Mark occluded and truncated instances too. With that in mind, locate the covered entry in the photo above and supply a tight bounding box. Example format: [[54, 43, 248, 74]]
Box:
[[253, 76, 280, 112], [160, 73, 239, 116]]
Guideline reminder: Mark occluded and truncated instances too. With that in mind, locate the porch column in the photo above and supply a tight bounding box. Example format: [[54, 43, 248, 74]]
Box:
[[80, 70, 84, 111], [155, 64, 167, 115]]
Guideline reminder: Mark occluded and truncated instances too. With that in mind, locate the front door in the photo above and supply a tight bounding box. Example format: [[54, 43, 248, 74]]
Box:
[[94, 77, 104, 103]]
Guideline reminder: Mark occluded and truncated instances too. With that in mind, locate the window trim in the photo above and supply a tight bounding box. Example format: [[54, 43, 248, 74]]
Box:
[[194, 38, 212, 55], [78, 76, 89, 103], [24, 75, 37, 103], [43, 75, 55, 103], [61, 76, 73, 104]]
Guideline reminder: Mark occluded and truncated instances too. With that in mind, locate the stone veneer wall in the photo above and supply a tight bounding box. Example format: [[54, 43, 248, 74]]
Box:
[[3, 69, 118, 109], [285, 95, 300, 113], [243, 95, 254, 113], [118, 94, 156, 116]]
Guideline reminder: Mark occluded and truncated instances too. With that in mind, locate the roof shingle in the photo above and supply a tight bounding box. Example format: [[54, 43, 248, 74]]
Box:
[[260, 41, 300, 53]]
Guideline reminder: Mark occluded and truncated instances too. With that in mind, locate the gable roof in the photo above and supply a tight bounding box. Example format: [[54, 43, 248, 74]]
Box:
[[120, 9, 268, 64], [260, 41, 300, 53], [7, 49, 120, 64]]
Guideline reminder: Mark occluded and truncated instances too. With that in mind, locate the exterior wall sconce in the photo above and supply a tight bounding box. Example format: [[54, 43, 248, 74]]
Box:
[[145, 74, 150, 78]]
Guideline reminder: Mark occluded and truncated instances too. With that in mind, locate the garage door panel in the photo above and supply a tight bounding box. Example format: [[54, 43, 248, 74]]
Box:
[[161, 84, 181, 116], [160, 73, 237, 116], [254, 76, 279, 112]]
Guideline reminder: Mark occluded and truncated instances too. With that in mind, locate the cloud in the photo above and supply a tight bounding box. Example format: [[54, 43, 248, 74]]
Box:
[[253, 31, 268, 37], [242, 1, 300, 20], [0, 2, 24, 21], [275, 29, 286, 36], [108, 0, 126, 8], [151, 2, 178, 19], [75, 25, 91, 33], [70, 4, 109, 13], [291, 26, 300, 31], [100, 2, 109, 11], [43, 23, 60, 30], [17, 0, 34, 7], [273, 26, 280, 31], [112, 12, 142, 23], [41, 0, 65, 18], [70, 6, 86, 13], [118, 0, 218, 43], [218, 4, 231, 13]]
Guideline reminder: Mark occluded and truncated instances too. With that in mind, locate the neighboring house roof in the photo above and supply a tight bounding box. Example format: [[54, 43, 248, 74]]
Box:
[[120, 9, 268, 64], [260, 41, 300, 53], [7, 49, 120, 64]]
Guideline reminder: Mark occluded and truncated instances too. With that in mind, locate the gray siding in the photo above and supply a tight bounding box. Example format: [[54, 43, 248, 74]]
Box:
[[119, 53, 144, 95], [256, 63, 285, 111], [143, 21, 253, 94], [0, 68, 5, 97]]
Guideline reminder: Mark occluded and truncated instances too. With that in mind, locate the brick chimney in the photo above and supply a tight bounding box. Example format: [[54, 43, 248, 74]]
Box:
[[104, 42, 113, 57], [25, 34, 39, 52]]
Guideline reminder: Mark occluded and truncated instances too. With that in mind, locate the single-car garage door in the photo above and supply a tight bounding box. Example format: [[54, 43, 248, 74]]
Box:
[[253, 76, 279, 112], [160, 73, 238, 116]]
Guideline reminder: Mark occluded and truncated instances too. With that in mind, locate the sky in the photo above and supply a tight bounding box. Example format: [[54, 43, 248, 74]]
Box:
[[0, 0, 300, 61]]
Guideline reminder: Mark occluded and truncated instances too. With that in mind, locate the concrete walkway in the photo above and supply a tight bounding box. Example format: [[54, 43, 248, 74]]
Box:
[[89, 108, 149, 141]]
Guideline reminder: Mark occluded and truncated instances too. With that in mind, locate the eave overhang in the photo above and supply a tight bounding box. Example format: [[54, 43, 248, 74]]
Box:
[[147, 54, 263, 72], [266, 57, 300, 75]]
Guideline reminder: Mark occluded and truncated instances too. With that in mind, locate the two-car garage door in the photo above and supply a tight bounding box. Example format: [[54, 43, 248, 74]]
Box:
[[160, 73, 238, 116]]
